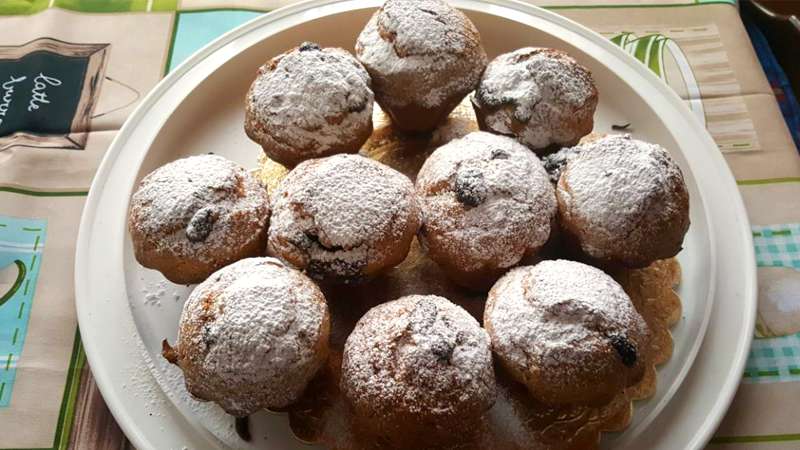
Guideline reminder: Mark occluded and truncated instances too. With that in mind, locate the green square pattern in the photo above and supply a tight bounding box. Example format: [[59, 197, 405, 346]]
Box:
[[752, 223, 800, 270], [745, 223, 800, 383]]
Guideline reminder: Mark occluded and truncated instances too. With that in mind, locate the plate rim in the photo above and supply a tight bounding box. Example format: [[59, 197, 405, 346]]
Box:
[[74, 1, 756, 449]]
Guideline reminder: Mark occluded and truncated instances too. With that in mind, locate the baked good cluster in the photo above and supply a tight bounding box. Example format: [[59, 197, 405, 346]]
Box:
[[128, 0, 690, 446]]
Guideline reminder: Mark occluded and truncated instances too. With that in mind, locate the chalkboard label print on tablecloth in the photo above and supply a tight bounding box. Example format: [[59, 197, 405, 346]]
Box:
[[0, 38, 108, 151]]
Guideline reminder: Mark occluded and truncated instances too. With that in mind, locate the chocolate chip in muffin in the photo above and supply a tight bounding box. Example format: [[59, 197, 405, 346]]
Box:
[[609, 334, 638, 367], [410, 299, 439, 331], [299, 41, 321, 52], [186, 206, 218, 242], [410, 300, 458, 364], [542, 146, 582, 183], [307, 258, 363, 280], [490, 148, 510, 160], [431, 338, 456, 363], [454, 167, 488, 207]]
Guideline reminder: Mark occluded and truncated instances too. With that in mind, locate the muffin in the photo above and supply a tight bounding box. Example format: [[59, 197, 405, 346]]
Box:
[[557, 134, 690, 267], [484, 260, 650, 405], [267, 154, 420, 283], [355, 0, 487, 132], [245, 42, 374, 166], [415, 131, 557, 290], [341, 295, 496, 444], [472, 47, 598, 154], [128, 155, 270, 285], [162, 257, 330, 416]]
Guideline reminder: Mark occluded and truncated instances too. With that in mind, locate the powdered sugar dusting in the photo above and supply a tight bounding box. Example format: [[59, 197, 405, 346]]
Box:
[[245, 45, 373, 156], [268, 154, 419, 279], [416, 131, 556, 271], [473, 47, 597, 149], [129, 155, 269, 264], [142, 279, 167, 307], [377, 0, 472, 56], [557, 134, 688, 261], [341, 295, 495, 419], [485, 260, 649, 387], [355, 0, 487, 108], [172, 257, 328, 416]]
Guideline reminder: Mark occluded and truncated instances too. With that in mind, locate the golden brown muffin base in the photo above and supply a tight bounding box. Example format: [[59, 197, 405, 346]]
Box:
[[253, 100, 683, 449], [418, 228, 546, 291], [130, 209, 269, 286], [245, 111, 372, 168], [376, 95, 467, 134]]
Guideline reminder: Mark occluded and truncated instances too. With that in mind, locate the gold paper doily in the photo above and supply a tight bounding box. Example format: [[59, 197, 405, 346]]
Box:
[[256, 99, 682, 450]]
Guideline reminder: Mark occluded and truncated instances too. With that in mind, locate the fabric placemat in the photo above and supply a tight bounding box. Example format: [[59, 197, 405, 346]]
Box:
[[1, 1, 798, 448]]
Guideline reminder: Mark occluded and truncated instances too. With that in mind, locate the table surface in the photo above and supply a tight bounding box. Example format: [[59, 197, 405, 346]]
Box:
[[1, 1, 799, 449]]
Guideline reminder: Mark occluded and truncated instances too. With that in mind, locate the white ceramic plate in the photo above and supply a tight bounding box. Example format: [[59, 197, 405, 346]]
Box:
[[75, 1, 756, 449]]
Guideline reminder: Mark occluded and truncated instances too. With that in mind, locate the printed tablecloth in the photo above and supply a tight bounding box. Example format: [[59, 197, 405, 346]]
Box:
[[0, 0, 798, 448]]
